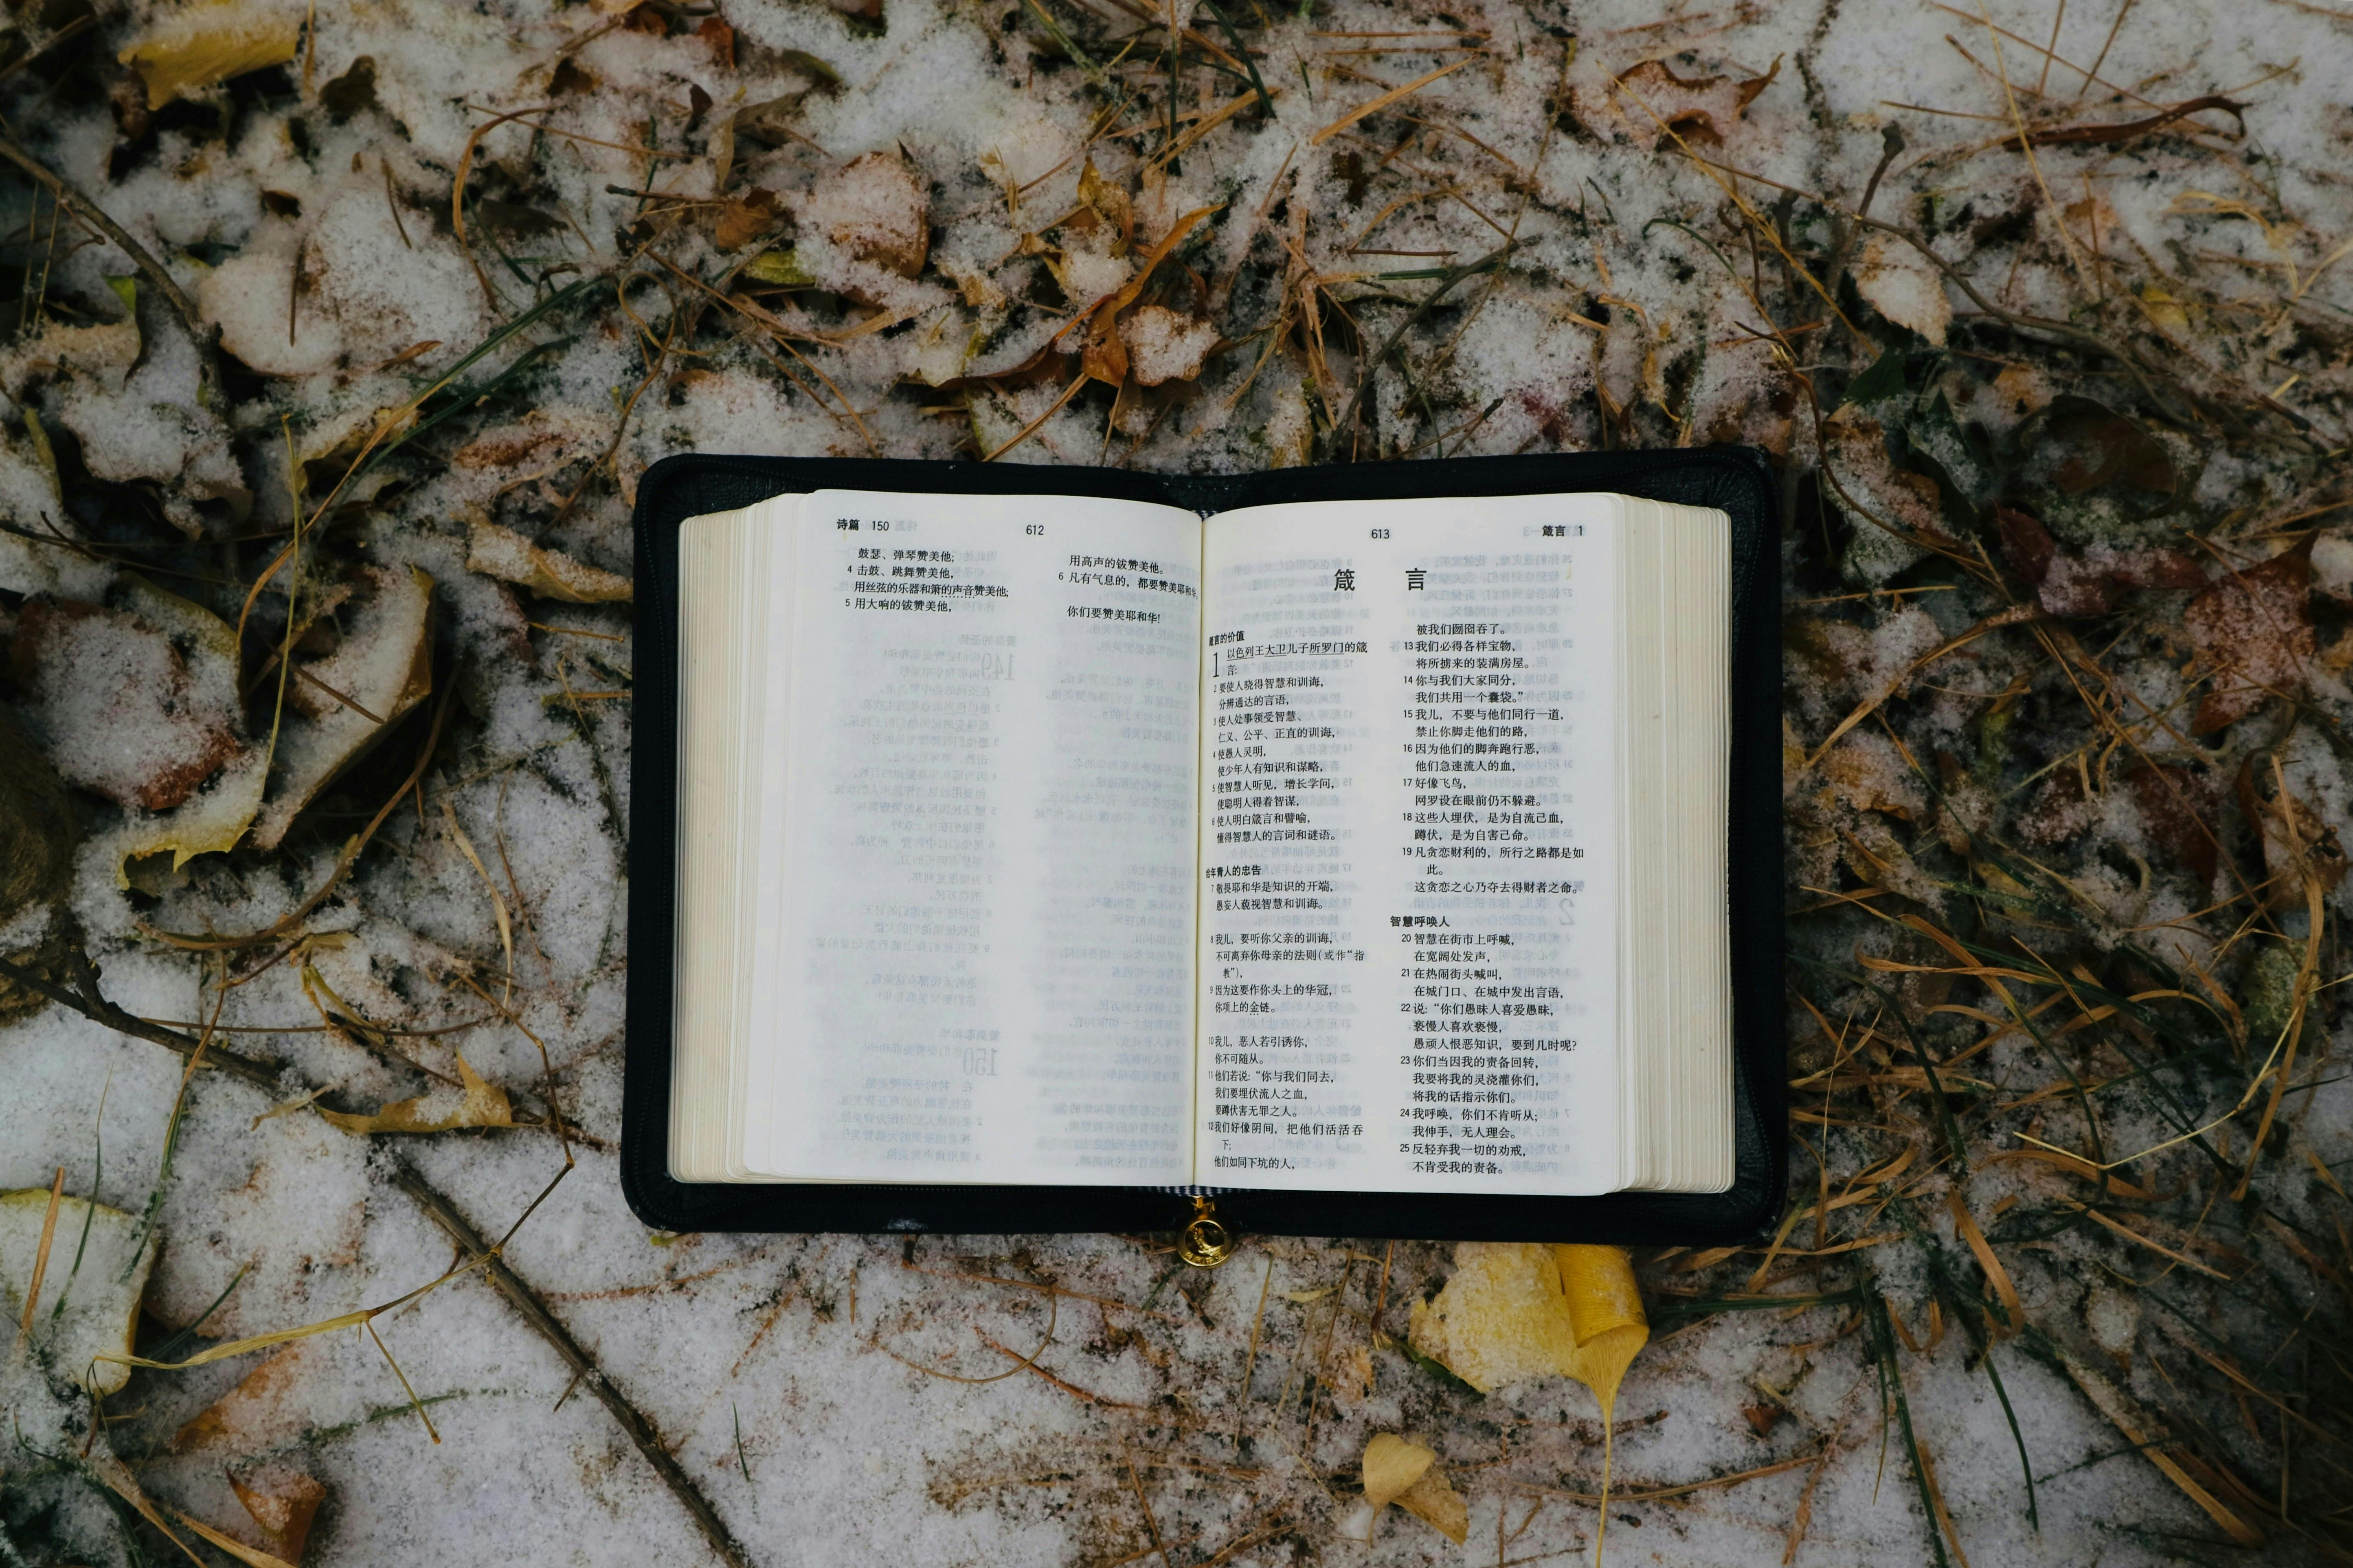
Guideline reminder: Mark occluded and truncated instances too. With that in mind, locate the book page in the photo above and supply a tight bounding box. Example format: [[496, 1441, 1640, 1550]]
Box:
[[748, 488, 1203, 1185], [1194, 496, 1622, 1195]]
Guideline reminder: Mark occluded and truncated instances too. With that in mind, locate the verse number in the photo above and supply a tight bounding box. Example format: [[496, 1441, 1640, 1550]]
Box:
[[1025, 524, 1046, 536], [1370, 527, 1391, 539], [961, 1047, 999, 1077]]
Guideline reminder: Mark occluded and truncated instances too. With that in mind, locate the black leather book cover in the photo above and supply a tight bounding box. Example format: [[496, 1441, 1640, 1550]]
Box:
[[623, 448, 1785, 1244]]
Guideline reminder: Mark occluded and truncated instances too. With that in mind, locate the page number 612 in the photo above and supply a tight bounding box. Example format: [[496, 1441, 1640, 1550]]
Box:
[[1025, 524, 1046, 535]]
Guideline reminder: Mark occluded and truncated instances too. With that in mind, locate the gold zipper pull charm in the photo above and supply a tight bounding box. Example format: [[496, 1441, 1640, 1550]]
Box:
[[1179, 1195, 1236, 1269]]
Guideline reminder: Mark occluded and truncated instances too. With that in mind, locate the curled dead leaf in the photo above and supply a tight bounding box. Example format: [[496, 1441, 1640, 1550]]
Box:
[[1611, 56, 1778, 147], [250, 564, 435, 851], [468, 519, 634, 604], [1360, 1434, 1468, 1543], [318, 1051, 513, 1135]]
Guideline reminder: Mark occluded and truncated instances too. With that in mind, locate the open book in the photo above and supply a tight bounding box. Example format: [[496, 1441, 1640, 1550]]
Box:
[[663, 477, 1741, 1204]]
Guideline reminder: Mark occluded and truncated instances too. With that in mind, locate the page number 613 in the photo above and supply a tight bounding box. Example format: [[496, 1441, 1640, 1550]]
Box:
[[1370, 527, 1390, 539]]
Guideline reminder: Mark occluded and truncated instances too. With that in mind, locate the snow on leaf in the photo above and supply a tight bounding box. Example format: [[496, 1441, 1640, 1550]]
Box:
[[1119, 306, 1219, 387], [9, 582, 245, 813], [2182, 542, 2314, 732], [250, 565, 435, 851], [809, 151, 930, 280], [466, 519, 633, 604], [316, 1052, 514, 1135], [230, 1472, 327, 1567], [1406, 1242, 1648, 1407], [1854, 234, 1951, 346], [174, 1341, 319, 1454], [0, 1190, 158, 1396]]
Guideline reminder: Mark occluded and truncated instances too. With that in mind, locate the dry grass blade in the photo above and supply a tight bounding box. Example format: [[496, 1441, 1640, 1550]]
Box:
[[15, 1166, 64, 1348], [1311, 57, 1477, 145]]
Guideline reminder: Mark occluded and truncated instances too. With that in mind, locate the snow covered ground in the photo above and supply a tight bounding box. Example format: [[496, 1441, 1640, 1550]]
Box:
[[3, 0, 2351, 1562]]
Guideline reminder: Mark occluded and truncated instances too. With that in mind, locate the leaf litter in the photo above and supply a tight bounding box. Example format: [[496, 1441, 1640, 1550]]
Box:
[[0, 0, 2352, 1564]]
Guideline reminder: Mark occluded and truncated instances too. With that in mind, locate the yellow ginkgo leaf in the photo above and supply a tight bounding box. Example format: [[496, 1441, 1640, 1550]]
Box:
[[1359, 1434, 1468, 1544], [1361, 1432, 1435, 1512], [118, 4, 302, 110], [1407, 1243, 1650, 1563]]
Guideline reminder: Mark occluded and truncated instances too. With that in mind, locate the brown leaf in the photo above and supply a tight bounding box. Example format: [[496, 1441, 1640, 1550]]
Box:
[[230, 1473, 327, 1565], [2044, 399, 2177, 495], [1080, 308, 1128, 385], [1993, 503, 2056, 587], [2017, 768, 2094, 846], [476, 200, 565, 243], [812, 150, 929, 278], [1995, 503, 2204, 616], [1076, 156, 1133, 253], [550, 55, 598, 95], [1612, 56, 1777, 147], [714, 186, 781, 251], [1742, 1402, 1786, 1437], [1824, 413, 1948, 542], [176, 1343, 319, 1454], [697, 16, 735, 68], [250, 565, 435, 851], [2126, 764, 2221, 884], [2182, 542, 2313, 732], [317, 55, 376, 119], [9, 595, 244, 811]]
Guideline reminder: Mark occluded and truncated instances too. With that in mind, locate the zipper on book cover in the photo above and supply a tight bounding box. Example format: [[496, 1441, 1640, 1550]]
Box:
[[1178, 1194, 1237, 1268]]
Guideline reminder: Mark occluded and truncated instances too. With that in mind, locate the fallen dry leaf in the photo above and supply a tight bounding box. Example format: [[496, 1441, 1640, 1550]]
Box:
[[250, 564, 435, 851], [1119, 306, 1218, 387], [1360, 1433, 1468, 1543], [715, 187, 782, 252], [2182, 541, 2314, 732], [811, 150, 929, 279], [1610, 56, 1778, 147], [1853, 234, 1951, 346], [175, 1342, 319, 1454], [230, 1471, 327, 1564], [317, 1051, 513, 1135], [9, 589, 245, 812], [0, 1189, 158, 1396], [118, 2, 301, 110], [1409, 1244, 1648, 1553], [467, 519, 634, 603]]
